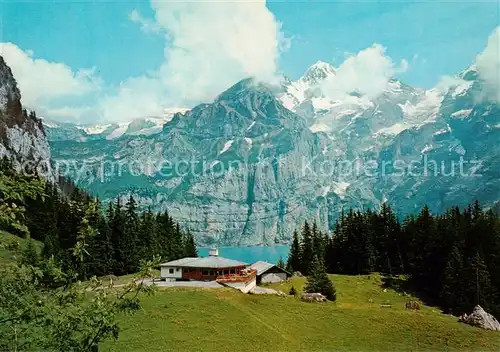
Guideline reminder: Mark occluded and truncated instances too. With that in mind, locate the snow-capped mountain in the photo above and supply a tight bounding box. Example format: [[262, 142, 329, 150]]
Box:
[[44, 108, 189, 142], [279, 61, 439, 135], [278, 60, 336, 111], [45, 58, 500, 246]]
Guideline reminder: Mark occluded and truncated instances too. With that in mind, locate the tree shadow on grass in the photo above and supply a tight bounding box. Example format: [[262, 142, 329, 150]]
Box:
[[381, 275, 450, 314]]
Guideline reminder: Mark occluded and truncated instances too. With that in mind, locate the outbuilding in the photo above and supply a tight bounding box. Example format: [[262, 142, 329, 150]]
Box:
[[250, 261, 291, 284]]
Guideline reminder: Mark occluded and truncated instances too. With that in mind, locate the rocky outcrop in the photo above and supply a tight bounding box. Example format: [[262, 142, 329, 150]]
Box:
[[301, 293, 327, 302], [0, 56, 54, 181], [460, 305, 500, 331]]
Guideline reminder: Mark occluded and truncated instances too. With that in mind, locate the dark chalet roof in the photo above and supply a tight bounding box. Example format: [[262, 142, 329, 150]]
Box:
[[160, 256, 248, 269], [249, 261, 291, 276]]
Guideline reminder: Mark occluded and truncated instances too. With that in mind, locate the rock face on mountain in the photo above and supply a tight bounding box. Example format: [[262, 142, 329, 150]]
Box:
[[47, 61, 500, 246], [0, 56, 54, 181], [50, 79, 332, 245]]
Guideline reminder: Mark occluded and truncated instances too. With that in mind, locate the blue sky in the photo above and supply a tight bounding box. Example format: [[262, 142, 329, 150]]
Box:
[[0, 0, 498, 122]]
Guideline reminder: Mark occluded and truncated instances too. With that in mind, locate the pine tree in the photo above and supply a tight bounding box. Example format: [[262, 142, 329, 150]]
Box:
[[441, 245, 467, 314], [110, 197, 126, 275], [311, 220, 323, 260], [276, 256, 285, 270], [286, 230, 301, 273], [170, 223, 184, 260], [121, 195, 140, 273], [466, 251, 497, 313], [183, 230, 198, 258], [305, 255, 336, 301], [301, 221, 314, 275]]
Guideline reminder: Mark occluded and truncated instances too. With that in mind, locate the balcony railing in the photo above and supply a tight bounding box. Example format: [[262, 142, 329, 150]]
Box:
[[216, 269, 257, 283]]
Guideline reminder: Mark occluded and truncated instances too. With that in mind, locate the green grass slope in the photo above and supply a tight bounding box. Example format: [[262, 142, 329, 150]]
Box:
[[103, 274, 500, 351], [0, 230, 40, 265]]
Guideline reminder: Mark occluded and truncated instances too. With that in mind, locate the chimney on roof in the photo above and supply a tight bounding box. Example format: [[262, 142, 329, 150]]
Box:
[[208, 248, 219, 257]]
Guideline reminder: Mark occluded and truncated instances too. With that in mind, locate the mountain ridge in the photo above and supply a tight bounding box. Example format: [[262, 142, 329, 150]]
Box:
[[20, 57, 500, 245]]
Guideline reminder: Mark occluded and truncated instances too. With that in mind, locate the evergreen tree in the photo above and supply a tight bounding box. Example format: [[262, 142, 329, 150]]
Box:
[[301, 221, 314, 275], [286, 230, 301, 272], [441, 245, 467, 314], [183, 230, 198, 258], [466, 251, 497, 313], [110, 197, 127, 275], [276, 256, 285, 270], [170, 223, 184, 260], [305, 255, 336, 301]]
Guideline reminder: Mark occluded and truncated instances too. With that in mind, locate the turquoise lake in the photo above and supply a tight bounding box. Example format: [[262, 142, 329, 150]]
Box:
[[198, 246, 290, 264]]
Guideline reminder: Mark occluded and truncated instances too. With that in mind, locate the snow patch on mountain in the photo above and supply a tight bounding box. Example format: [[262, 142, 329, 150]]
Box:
[[82, 124, 112, 135], [452, 80, 474, 98], [450, 109, 473, 119], [105, 123, 128, 140], [40, 119, 59, 128], [399, 89, 443, 123], [421, 144, 434, 154], [331, 181, 350, 199], [219, 140, 234, 155], [278, 61, 336, 112], [44, 108, 189, 142], [310, 123, 332, 133], [375, 123, 409, 136]]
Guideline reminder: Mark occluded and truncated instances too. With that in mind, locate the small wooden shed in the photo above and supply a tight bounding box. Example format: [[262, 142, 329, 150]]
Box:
[[249, 261, 291, 284]]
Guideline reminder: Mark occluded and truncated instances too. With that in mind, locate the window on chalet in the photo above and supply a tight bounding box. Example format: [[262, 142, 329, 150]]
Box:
[[169, 268, 174, 274], [202, 270, 209, 276]]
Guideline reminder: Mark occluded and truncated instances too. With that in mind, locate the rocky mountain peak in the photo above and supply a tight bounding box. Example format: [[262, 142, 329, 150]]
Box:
[[0, 57, 22, 113], [215, 78, 275, 102], [300, 61, 336, 85], [459, 64, 478, 81], [0, 55, 54, 181]]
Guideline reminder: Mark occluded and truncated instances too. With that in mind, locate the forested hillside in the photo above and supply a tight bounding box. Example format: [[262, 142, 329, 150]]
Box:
[[0, 155, 198, 350], [287, 202, 500, 317], [1, 157, 197, 279]]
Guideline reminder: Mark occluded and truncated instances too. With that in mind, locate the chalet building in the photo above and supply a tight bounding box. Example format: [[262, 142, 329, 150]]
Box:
[[249, 261, 292, 284], [159, 250, 290, 293], [160, 248, 249, 281]]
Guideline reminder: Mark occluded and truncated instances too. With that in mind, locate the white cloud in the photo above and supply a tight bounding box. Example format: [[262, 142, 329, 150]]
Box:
[[0, 42, 101, 114], [0, 41, 172, 123], [148, 0, 287, 104], [18, 0, 288, 123], [475, 26, 500, 103], [399, 59, 409, 73], [129, 9, 162, 34], [98, 75, 166, 121], [320, 44, 408, 101], [434, 27, 499, 102], [435, 75, 466, 93]]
